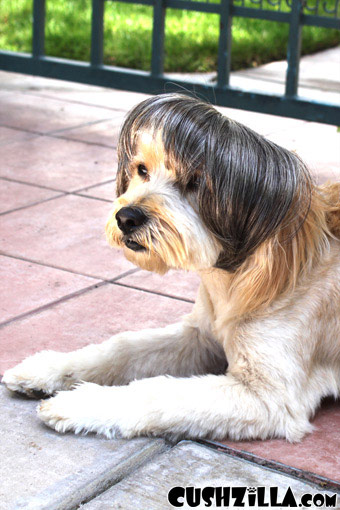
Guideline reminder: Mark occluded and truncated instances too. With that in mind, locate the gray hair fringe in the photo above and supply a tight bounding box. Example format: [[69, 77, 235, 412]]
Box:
[[116, 94, 312, 272]]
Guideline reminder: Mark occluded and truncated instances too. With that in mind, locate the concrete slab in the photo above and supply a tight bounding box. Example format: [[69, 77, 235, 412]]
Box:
[[0, 384, 167, 510], [81, 441, 337, 510]]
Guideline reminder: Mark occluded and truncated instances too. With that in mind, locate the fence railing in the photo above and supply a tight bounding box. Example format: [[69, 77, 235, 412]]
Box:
[[0, 0, 339, 124]]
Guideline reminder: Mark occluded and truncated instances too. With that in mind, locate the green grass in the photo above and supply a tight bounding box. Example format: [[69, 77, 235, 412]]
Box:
[[0, 0, 339, 72]]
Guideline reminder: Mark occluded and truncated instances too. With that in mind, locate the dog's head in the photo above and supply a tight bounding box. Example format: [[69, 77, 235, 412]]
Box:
[[106, 94, 311, 274]]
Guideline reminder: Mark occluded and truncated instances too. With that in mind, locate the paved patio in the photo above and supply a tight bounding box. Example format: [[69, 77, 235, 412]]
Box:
[[0, 48, 339, 509]]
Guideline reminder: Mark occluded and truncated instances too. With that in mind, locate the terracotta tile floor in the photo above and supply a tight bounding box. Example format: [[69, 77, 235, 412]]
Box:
[[0, 135, 117, 191], [0, 71, 339, 489], [0, 179, 59, 214], [216, 398, 340, 487]]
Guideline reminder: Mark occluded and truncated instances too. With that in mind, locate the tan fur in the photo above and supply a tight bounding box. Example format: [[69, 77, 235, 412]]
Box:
[[323, 182, 340, 238], [223, 183, 339, 321], [3, 122, 340, 444]]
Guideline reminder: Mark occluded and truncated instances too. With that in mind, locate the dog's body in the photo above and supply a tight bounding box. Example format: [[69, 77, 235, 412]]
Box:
[[3, 94, 340, 442]]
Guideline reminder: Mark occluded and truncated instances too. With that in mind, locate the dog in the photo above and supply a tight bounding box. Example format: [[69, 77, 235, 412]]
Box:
[[2, 94, 340, 442]]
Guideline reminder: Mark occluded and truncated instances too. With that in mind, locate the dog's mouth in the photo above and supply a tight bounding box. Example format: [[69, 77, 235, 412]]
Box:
[[124, 238, 146, 252]]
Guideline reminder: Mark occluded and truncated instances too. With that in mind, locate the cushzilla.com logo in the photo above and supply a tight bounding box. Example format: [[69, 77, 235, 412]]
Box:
[[167, 486, 338, 508]]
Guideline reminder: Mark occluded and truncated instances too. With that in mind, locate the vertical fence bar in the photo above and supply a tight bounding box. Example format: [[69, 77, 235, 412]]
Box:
[[91, 0, 105, 66], [217, 0, 233, 88], [32, 0, 46, 58], [151, 0, 166, 76], [285, 0, 303, 96]]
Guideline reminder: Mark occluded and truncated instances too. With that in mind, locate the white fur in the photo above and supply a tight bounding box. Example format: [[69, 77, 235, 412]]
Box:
[[2, 132, 340, 442], [3, 243, 340, 442]]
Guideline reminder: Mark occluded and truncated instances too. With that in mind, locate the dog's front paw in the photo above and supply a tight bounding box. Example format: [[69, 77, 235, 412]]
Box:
[[2, 351, 77, 397], [37, 383, 124, 438]]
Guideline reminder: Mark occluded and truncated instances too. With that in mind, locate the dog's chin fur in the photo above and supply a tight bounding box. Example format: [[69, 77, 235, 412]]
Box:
[[105, 200, 221, 274], [105, 207, 220, 274], [123, 246, 170, 274], [3, 94, 340, 444]]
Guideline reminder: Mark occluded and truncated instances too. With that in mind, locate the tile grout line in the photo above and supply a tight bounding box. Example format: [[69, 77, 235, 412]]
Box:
[[0, 281, 109, 329], [0, 124, 44, 137], [0, 176, 70, 193], [0, 267, 145, 328], [0, 263, 192, 329], [110, 280, 195, 304], [0, 252, 139, 282], [0, 180, 116, 215], [1, 251, 194, 306], [0, 253, 193, 325], [20, 89, 133, 113], [0, 135, 37, 149], [72, 177, 116, 194], [0, 192, 67, 217], [3, 437, 171, 510], [0, 124, 35, 135], [0, 125, 118, 149], [49, 133, 117, 150], [0, 115, 121, 149], [110, 267, 141, 281], [45, 117, 117, 136], [0, 125, 117, 150], [70, 193, 112, 203], [0, 253, 144, 328], [76, 441, 172, 509], [0, 175, 116, 195]]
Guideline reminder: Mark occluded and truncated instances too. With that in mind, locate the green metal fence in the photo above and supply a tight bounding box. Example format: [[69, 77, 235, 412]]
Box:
[[0, 0, 339, 124]]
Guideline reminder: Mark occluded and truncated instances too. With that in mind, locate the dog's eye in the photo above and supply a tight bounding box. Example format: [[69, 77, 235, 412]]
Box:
[[186, 175, 200, 191], [137, 164, 148, 179]]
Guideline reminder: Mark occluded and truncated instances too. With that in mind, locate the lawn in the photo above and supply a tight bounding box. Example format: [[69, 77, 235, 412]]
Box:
[[0, 0, 339, 72]]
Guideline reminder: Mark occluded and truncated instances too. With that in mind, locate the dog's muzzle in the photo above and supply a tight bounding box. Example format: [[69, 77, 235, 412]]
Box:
[[115, 206, 147, 252]]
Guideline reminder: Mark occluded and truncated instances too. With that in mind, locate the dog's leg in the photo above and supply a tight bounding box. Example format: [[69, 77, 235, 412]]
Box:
[[36, 315, 320, 442], [2, 319, 227, 397], [36, 368, 312, 442]]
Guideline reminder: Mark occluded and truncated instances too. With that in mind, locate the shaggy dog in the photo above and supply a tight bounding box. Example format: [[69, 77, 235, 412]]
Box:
[[3, 94, 340, 442]]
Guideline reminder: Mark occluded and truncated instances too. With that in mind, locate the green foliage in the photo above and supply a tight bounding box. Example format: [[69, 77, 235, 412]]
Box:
[[0, 0, 33, 53], [0, 0, 339, 72]]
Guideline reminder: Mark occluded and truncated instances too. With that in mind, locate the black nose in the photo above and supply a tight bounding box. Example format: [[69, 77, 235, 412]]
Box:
[[115, 206, 147, 235]]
